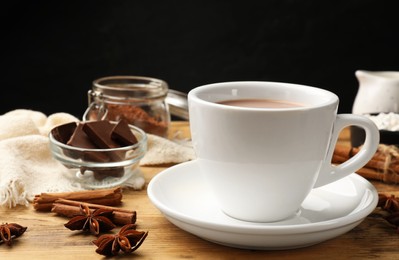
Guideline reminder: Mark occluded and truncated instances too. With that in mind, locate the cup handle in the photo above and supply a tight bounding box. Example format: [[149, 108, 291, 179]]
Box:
[[313, 114, 380, 188]]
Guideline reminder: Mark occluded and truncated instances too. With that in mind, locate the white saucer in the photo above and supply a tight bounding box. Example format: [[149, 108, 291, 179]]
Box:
[[147, 160, 378, 250]]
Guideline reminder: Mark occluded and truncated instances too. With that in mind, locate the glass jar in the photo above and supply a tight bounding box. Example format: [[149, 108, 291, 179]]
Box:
[[83, 76, 170, 137]]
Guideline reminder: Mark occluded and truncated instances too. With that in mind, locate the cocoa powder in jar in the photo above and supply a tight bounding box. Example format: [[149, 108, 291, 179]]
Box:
[[85, 76, 170, 137], [87, 103, 168, 137]]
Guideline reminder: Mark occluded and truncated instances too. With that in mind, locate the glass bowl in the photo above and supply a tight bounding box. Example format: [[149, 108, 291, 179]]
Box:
[[49, 122, 147, 189]]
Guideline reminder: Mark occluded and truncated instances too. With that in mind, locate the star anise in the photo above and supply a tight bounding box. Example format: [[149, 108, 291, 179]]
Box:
[[378, 193, 399, 213], [64, 204, 116, 235], [0, 223, 27, 246], [92, 223, 148, 256], [384, 212, 399, 233]]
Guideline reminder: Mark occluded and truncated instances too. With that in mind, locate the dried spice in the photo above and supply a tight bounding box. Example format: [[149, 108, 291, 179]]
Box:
[[384, 212, 399, 233], [333, 144, 399, 183], [376, 193, 399, 233], [378, 193, 399, 213], [0, 223, 27, 246], [34, 187, 123, 212], [92, 224, 148, 256], [64, 203, 116, 235], [53, 199, 136, 226]]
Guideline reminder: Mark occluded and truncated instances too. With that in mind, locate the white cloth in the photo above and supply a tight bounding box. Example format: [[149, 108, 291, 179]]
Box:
[[140, 134, 195, 166], [0, 109, 195, 208]]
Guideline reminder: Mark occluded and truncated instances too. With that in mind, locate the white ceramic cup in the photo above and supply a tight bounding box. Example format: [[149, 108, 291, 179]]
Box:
[[188, 81, 379, 223]]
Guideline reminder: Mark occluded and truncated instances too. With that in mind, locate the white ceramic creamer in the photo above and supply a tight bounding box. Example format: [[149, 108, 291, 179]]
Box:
[[352, 70, 399, 114]]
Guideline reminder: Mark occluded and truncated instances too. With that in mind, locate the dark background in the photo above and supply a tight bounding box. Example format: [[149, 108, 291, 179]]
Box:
[[2, 0, 399, 118]]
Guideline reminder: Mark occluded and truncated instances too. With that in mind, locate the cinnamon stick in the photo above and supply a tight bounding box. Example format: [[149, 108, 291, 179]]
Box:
[[333, 144, 399, 183], [334, 145, 399, 171], [356, 167, 399, 183], [34, 187, 123, 211], [334, 152, 399, 173], [51, 199, 136, 226]]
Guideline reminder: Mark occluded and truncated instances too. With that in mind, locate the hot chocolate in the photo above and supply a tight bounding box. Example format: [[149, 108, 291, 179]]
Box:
[[218, 99, 305, 108]]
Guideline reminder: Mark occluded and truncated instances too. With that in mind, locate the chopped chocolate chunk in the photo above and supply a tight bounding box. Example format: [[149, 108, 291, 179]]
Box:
[[82, 150, 112, 163], [80, 167, 124, 180], [111, 120, 138, 146], [94, 168, 124, 180], [51, 122, 77, 144], [82, 121, 120, 149], [66, 123, 110, 162], [67, 123, 97, 149], [53, 120, 140, 181]]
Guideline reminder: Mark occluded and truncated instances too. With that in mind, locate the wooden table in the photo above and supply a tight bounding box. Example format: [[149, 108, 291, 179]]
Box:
[[1, 122, 398, 259]]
